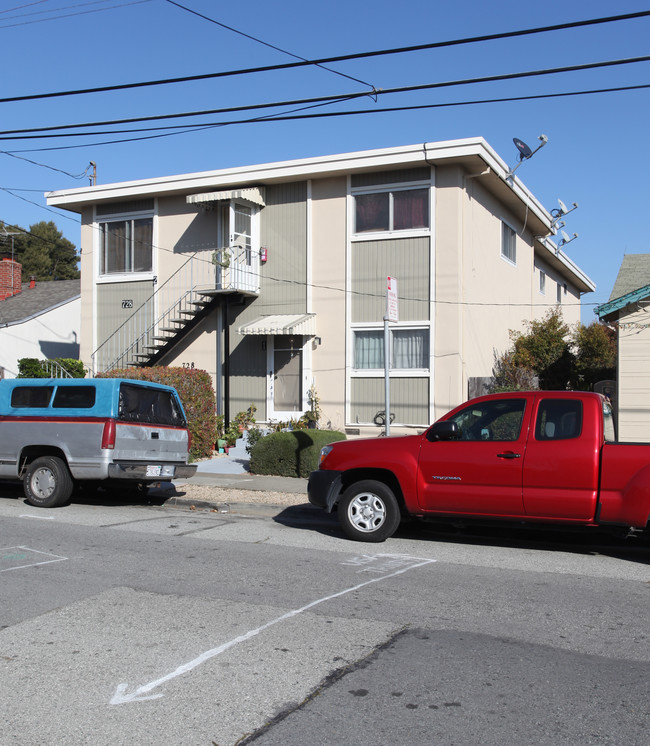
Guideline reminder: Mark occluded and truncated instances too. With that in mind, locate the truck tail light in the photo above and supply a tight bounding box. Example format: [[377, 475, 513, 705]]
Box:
[[101, 419, 116, 449], [187, 429, 192, 454]]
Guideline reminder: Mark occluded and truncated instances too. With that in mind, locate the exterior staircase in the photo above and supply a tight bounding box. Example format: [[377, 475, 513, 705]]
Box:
[[91, 247, 259, 373]]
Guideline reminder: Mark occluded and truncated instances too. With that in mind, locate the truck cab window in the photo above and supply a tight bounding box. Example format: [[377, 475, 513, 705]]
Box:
[[535, 399, 583, 441], [449, 399, 526, 441]]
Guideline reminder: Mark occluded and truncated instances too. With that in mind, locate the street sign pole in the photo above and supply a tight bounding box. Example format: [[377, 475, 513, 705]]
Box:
[[384, 277, 398, 436]]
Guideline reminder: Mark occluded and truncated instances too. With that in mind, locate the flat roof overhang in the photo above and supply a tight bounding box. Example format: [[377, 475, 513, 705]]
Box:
[[45, 137, 594, 293]]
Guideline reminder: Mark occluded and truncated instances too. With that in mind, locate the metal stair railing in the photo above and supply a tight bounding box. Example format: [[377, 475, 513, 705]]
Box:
[[91, 247, 259, 373], [41, 359, 74, 378]]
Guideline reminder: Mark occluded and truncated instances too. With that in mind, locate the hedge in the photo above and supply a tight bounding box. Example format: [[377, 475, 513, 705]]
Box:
[[17, 357, 86, 378], [97, 367, 217, 460], [250, 429, 347, 478]]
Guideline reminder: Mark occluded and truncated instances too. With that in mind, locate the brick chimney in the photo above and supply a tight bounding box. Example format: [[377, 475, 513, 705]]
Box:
[[0, 258, 21, 301]]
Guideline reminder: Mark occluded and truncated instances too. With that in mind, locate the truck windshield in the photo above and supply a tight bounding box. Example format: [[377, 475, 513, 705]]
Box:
[[118, 383, 185, 426]]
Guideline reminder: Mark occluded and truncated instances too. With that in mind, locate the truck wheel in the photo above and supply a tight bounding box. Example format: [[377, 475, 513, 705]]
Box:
[[338, 480, 401, 542], [24, 456, 74, 508]]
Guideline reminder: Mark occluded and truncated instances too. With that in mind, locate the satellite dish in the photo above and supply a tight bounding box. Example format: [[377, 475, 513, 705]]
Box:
[[558, 199, 568, 214], [561, 230, 570, 243], [513, 138, 533, 160]]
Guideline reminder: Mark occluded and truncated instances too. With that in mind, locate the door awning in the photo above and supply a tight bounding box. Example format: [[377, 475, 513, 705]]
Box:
[[237, 313, 316, 336], [187, 186, 266, 208]]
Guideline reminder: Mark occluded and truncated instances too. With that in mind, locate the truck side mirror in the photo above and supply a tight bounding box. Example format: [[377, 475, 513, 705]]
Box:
[[426, 421, 461, 441]]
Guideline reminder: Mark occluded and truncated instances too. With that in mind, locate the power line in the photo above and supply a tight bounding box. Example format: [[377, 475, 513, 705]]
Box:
[[164, 0, 375, 91], [1, 9, 648, 103], [2, 54, 649, 139], [6, 81, 649, 153], [0, 0, 152, 29]]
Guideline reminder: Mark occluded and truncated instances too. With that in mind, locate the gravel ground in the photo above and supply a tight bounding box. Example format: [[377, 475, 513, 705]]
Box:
[[162, 482, 308, 507]]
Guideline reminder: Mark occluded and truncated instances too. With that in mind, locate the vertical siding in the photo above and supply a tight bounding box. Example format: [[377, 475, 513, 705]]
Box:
[[255, 182, 308, 315], [617, 309, 650, 441], [228, 181, 309, 419], [96, 280, 155, 347], [351, 237, 430, 322], [228, 330, 268, 420], [350, 377, 429, 426]]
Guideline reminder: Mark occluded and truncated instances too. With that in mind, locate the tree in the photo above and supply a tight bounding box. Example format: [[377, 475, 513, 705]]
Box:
[[571, 321, 616, 390], [7, 221, 79, 281], [509, 308, 574, 390], [490, 309, 618, 393]]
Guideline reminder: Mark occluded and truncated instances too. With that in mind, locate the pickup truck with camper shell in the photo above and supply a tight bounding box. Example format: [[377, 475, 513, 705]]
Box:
[[0, 378, 196, 508], [308, 391, 650, 542]]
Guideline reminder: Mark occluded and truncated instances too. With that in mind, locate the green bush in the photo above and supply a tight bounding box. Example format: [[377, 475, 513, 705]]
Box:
[[17, 358, 49, 378], [97, 367, 217, 460], [250, 429, 346, 478], [17, 357, 86, 378]]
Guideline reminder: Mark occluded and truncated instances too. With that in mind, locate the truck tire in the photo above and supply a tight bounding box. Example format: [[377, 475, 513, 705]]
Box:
[[338, 480, 401, 542], [24, 456, 74, 508]]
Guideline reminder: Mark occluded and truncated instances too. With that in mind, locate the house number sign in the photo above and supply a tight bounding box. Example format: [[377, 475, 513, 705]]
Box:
[[122, 299, 133, 309]]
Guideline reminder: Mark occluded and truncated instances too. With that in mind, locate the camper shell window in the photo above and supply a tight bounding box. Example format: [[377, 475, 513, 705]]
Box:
[[118, 383, 185, 426], [11, 386, 54, 408]]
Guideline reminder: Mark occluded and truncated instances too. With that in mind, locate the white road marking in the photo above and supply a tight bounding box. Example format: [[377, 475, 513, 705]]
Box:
[[19, 514, 55, 520], [0, 545, 67, 573], [110, 554, 436, 705]]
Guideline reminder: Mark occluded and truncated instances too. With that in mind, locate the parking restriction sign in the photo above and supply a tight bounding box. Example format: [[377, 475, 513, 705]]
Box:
[[386, 276, 398, 322]]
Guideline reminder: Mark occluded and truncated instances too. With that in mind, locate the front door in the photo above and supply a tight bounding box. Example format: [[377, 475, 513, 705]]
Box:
[[267, 335, 305, 421], [417, 397, 529, 516]]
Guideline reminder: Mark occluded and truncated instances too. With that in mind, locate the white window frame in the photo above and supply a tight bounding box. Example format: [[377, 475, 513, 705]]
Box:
[[95, 208, 156, 284], [501, 221, 517, 266], [350, 323, 430, 377], [351, 182, 431, 240]]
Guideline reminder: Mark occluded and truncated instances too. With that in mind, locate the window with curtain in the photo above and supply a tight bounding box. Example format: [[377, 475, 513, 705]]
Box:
[[354, 188, 429, 233], [354, 329, 429, 370], [99, 217, 153, 275]]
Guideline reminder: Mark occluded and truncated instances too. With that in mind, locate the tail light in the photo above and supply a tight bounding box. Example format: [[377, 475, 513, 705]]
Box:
[[187, 429, 192, 454], [101, 419, 116, 449]]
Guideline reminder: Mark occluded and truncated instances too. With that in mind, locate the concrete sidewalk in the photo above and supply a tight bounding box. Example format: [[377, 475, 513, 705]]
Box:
[[173, 436, 308, 494]]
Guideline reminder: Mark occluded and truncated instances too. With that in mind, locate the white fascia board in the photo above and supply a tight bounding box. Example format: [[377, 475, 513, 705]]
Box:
[[46, 137, 540, 212], [537, 237, 596, 292]]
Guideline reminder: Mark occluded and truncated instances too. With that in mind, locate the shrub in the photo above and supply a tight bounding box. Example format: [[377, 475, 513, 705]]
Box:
[[17, 357, 86, 378], [97, 367, 217, 460], [250, 429, 346, 478]]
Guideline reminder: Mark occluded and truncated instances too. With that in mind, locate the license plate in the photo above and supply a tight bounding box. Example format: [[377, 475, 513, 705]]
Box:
[[146, 465, 162, 477]]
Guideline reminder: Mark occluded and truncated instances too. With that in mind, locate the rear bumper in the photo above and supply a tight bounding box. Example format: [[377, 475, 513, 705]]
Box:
[[108, 462, 197, 481], [308, 469, 343, 512]]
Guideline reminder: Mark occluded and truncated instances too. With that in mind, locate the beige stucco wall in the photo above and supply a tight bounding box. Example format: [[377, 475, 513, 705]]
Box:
[[310, 176, 347, 431], [616, 302, 650, 442]]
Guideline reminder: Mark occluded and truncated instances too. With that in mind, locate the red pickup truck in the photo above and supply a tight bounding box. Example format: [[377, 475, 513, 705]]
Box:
[[308, 391, 650, 542]]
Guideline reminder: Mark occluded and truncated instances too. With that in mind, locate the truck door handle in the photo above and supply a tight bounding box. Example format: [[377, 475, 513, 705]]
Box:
[[497, 452, 520, 459]]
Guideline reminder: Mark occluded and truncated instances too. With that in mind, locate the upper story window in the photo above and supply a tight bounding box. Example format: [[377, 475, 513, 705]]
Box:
[[501, 222, 516, 264], [539, 270, 546, 294], [354, 188, 429, 234], [99, 217, 153, 275]]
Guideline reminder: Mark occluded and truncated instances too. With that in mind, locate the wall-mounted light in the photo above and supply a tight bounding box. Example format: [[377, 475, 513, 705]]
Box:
[[312, 336, 322, 349]]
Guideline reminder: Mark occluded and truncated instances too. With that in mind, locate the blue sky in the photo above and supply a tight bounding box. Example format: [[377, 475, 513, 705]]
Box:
[[1, 0, 649, 323]]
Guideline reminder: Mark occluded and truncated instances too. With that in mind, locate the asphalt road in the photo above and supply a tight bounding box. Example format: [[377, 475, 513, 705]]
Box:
[[0, 487, 648, 745]]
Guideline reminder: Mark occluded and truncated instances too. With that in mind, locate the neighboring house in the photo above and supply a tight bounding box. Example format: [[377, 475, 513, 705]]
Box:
[[46, 138, 594, 434], [596, 254, 650, 442], [0, 265, 81, 379]]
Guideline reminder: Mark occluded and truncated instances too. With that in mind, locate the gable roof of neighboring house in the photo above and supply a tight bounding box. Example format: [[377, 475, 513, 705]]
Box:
[[0, 279, 80, 327], [596, 254, 650, 321]]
